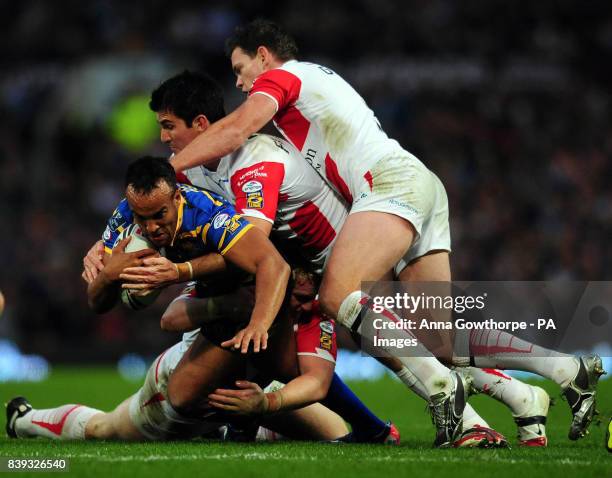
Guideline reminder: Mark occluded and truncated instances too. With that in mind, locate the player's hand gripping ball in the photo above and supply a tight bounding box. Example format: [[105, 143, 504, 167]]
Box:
[[114, 224, 163, 310]]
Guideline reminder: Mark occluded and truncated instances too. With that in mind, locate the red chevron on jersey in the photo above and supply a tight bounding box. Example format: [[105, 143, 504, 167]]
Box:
[[275, 105, 310, 151], [325, 154, 352, 204], [288, 200, 336, 251]]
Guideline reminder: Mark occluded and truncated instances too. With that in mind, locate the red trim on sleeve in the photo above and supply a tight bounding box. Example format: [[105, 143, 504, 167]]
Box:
[[296, 309, 337, 361], [250, 68, 302, 111], [230, 162, 286, 221]]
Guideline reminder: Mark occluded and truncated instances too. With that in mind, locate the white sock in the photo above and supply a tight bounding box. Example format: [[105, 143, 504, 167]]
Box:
[[396, 365, 486, 430], [461, 403, 490, 430], [467, 367, 536, 417], [338, 291, 454, 397], [468, 329, 579, 387], [15, 405, 102, 440]]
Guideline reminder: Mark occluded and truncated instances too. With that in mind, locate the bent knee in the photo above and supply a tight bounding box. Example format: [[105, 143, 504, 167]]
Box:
[[166, 378, 208, 417], [160, 307, 187, 332]]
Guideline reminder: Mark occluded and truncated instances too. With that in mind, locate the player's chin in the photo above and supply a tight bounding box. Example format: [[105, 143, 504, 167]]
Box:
[[149, 234, 170, 248]]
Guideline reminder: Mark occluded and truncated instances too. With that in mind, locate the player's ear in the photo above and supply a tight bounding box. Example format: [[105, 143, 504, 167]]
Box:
[[192, 115, 210, 132], [257, 46, 272, 64]]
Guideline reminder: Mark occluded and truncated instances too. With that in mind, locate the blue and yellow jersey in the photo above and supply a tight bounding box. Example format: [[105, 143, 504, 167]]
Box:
[[101, 184, 253, 260]]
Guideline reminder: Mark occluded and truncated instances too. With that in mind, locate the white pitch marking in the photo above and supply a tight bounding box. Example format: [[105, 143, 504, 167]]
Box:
[[12, 452, 595, 467]]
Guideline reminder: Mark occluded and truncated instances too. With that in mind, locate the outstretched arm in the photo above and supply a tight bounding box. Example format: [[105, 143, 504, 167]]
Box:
[[208, 356, 334, 415], [170, 94, 277, 172], [220, 226, 290, 353]]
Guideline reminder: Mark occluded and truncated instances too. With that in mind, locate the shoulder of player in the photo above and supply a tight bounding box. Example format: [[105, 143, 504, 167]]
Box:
[[231, 134, 291, 165], [109, 198, 132, 223], [178, 184, 227, 209]]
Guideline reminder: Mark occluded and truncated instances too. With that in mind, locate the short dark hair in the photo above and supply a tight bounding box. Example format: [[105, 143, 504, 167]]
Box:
[[125, 156, 177, 195], [149, 71, 226, 125], [225, 19, 298, 61]]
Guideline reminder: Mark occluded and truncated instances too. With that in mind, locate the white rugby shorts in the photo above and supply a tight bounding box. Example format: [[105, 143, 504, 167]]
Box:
[[349, 154, 451, 275]]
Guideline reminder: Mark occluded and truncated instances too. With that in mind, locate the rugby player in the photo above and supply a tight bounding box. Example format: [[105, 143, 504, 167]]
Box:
[[166, 20, 604, 444], [88, 155, 290, 355]]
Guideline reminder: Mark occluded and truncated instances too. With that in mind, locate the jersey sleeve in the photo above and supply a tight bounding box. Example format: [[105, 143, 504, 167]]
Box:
[[204, 208, 254, 256], [249, 69, 302, 112], [230, 162, 285, 223], [101, 199, 133, 254], [296, 304, 337, 364]]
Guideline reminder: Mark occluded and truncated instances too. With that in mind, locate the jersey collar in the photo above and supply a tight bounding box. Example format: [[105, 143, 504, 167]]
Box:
[[171, 193, 186, 246]]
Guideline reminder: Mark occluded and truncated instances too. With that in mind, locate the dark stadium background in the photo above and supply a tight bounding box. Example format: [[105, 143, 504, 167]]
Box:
[[1, 0, 611, 365]]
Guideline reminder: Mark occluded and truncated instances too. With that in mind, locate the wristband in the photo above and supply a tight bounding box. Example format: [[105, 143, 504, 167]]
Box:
[[174, 262, 194, 282], [264, 390, 283, 413]]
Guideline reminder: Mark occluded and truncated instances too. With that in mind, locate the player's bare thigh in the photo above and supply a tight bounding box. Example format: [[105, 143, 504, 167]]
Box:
[[167, 334, 246, 415], [85, 396, 144, 440], [319, 211, 415, 317]]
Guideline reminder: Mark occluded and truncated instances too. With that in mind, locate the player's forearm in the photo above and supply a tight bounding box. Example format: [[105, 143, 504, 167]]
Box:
[[249, 255, 291, 330], [186, 253, 227, 280], [265, 374, 328, 413], [87, 270, 119, 314], [171, 118, 248, 172]]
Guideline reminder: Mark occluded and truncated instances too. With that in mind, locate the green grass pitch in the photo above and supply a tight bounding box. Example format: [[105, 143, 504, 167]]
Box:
[[1, 367, 610, 477]]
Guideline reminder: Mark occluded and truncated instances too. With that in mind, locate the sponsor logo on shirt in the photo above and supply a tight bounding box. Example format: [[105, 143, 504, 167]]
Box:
[[109, 212, 123, 231], [246, 192, 264, 209], [238, 166, 269, 182], [225, 215, 243, 233], [320, 331, 333, 351], [213, 213, 229, 229], [319, 320, 334, 334], [242, 180, 263, 193]]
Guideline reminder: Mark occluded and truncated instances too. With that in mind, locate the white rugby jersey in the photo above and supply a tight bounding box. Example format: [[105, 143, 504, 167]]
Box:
[[249, 60, 420, 204], [184, 134, 348, 273]]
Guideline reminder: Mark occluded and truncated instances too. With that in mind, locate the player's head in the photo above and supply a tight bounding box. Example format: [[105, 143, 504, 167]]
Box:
[[149, 71, 226, 154], [125, 156, 181, 248], [226, 19, 298, 92], [289, 268, 319, 314]]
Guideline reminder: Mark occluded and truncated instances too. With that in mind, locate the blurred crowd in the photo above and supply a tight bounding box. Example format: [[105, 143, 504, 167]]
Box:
[[1, 0, 610, 361]]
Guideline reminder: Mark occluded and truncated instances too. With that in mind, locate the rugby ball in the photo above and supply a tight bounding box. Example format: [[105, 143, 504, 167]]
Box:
[[113, 224, 162, 310]]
